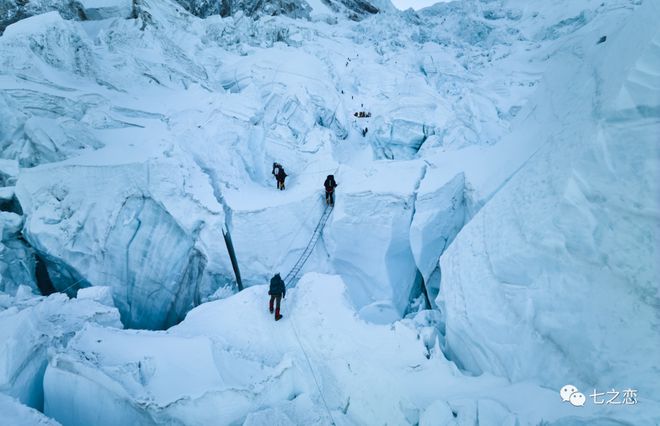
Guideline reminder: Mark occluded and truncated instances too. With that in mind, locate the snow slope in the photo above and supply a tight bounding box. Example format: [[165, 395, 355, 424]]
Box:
[[44, 273, 612, 426], [438, 0, 660, 417]]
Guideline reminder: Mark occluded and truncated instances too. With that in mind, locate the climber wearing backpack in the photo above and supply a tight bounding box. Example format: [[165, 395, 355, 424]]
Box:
[[272, 162, 281, 188], [324, 175, 338, 206], [276, 166, 287, 190], [268, 273, 286, 321], [272, 162, 287, 190]]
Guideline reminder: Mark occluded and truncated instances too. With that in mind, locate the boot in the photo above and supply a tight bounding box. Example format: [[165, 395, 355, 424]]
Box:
[[275, 307, 282, 321]]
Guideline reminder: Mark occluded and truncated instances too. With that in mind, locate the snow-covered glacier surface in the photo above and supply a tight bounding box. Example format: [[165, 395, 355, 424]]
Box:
[[0, 0, 658, 424], [43, 275, 569, 426]]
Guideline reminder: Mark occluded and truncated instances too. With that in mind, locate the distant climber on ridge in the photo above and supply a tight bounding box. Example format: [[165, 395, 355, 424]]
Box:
[[324, 174, 338, 206], [272, 162, 287, 190], [268, 273, 286, 321]]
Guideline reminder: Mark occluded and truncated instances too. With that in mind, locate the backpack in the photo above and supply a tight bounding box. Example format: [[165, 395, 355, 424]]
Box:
[[325, 175, 336, 191]]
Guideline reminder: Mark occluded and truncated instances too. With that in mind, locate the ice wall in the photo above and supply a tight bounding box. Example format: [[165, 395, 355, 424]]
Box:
[[325, 161, 425, 322], [438, 0, 660, 403], [16, 159, 233, 329]]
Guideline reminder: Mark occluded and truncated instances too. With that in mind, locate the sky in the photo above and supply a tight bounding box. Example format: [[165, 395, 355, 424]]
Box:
[[390, 0, 450, 10]]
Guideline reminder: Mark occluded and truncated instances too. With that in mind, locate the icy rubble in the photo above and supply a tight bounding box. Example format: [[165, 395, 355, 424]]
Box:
[[0, 0, 83, 35], [0, 158, 37, 295], [0, 216, 35, 295], [174, 0, 383, 20], [438, 0, 660, 415], [0, 14, 104, 167], [0, 288, 121, 411]]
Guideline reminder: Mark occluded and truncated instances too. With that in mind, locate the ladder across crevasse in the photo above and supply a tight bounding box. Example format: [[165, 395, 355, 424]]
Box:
[[283, 203, 334, 288]]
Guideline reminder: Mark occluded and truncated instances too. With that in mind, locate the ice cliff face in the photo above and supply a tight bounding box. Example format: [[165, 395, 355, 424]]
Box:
[[16, 157, 231, 329], [438, 0, 660, 410]]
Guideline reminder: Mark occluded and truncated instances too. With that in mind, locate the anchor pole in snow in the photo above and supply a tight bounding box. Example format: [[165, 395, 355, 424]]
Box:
[[222, 226, 244, 292]]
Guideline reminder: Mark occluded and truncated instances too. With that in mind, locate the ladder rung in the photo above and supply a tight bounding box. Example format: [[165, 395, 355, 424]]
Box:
[[284, 204, 334, 287]]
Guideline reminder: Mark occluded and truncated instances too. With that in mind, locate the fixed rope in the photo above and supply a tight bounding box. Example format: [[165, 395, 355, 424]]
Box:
[[287, 307, 337, 426]]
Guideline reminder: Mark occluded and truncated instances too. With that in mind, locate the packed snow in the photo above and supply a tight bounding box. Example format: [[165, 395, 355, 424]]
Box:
[[0, 0, 658, 424]]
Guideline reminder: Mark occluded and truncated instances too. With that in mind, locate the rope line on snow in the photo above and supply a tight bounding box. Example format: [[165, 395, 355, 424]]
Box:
[[286, 300, 337, 426]]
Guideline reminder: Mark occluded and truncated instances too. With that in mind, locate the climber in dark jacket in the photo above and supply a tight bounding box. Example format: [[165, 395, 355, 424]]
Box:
[[276, 167, 287, 190], [324, 175, 338, 206], [269, 273, 286, 321], [272, 162, 288, 190]]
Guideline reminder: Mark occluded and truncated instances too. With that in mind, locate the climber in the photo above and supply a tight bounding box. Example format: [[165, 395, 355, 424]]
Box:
[[272, 162, 282, 187], [272, 162, 287, 190], [324, 174, 338, 206], [276, 166, 287, 190], [362, 127, 368, 137], [269, 273, 286, 321]]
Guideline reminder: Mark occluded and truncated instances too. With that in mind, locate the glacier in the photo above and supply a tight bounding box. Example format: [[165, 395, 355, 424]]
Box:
[[438, 0, 660, 411], [0, 0, 658, 424]]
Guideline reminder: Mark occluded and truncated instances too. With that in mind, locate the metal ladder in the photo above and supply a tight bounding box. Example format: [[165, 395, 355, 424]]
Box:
[[283, 203, 334, 287]]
